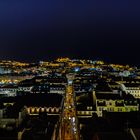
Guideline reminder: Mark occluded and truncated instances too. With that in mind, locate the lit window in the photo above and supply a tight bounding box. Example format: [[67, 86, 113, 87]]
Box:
[[118, 108, 122, 112], [99, 107, 102, 111]]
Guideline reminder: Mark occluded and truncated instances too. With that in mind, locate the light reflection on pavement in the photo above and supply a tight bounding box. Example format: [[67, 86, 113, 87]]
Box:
[[61, 84, 80, 140]]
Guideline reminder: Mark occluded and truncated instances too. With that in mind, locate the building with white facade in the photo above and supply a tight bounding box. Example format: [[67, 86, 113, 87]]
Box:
[[95, 92, 139, 117], [120, 83, 140, 99]]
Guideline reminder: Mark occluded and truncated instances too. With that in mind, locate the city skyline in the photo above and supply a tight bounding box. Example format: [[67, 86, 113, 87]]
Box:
[[0, 0, 140, 65]]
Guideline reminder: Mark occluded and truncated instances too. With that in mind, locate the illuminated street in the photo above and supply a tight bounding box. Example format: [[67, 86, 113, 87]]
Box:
[[60, 79, 80, 140]]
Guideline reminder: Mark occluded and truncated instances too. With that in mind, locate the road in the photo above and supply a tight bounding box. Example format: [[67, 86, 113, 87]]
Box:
[[60, 82, 80, 140]]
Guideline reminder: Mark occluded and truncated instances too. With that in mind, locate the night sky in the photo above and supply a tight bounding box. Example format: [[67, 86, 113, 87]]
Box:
[[0, 0, 140, 65]]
